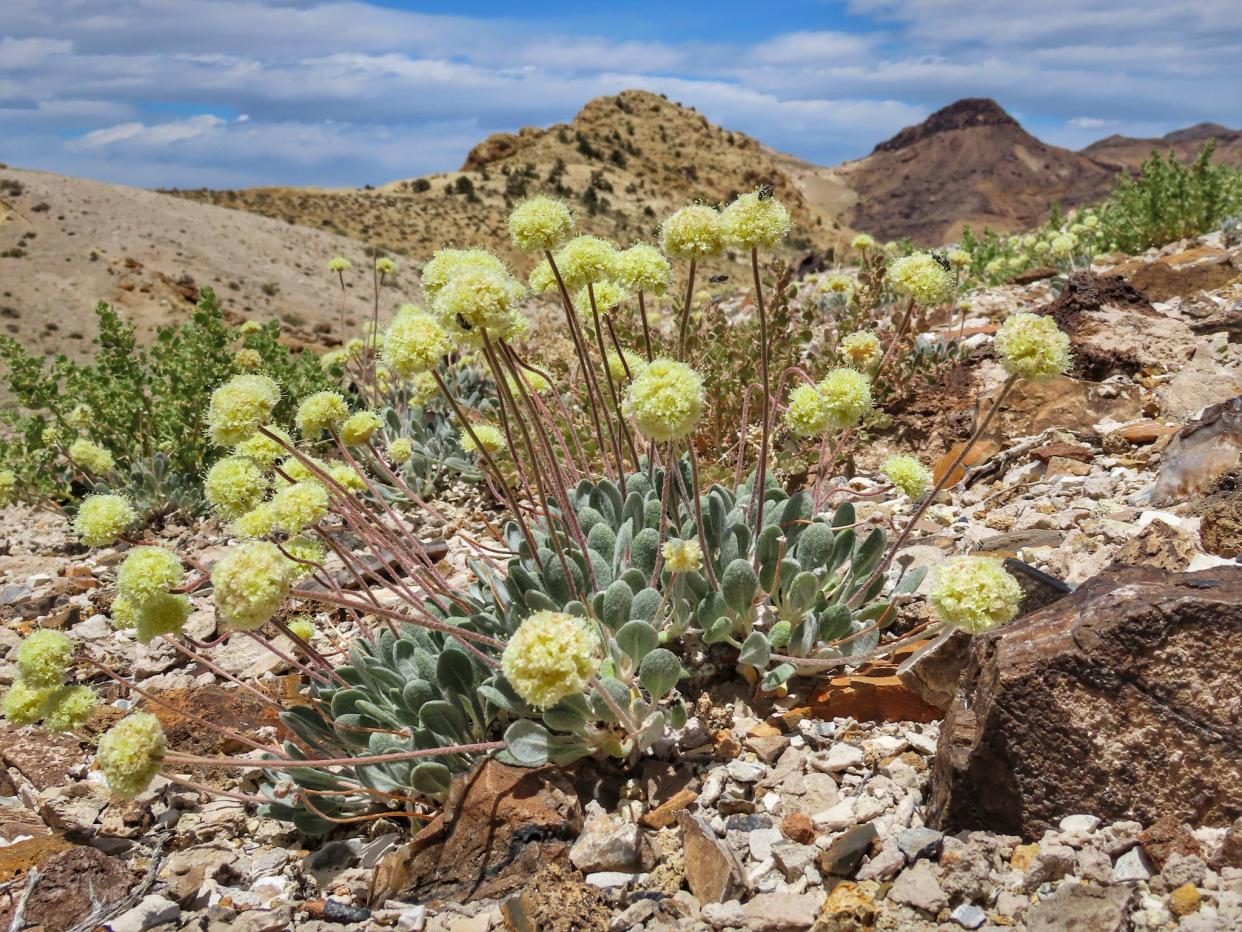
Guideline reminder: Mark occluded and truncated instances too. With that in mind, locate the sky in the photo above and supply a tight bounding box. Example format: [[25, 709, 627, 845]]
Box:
[[2, 0, 1240, 189]]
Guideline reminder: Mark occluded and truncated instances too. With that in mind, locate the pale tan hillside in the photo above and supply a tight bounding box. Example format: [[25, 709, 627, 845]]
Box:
[[0, 166, 412, 357], [167, 90, 850, 268], [1081, 122, 1242, 172]]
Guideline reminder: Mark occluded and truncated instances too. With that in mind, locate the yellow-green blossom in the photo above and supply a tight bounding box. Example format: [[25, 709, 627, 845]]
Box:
[[327, 463, 367, 493], [271, 480, 329, 534], [68, 439, 114, 475], [615, 244, 671, 295], [234, 426, 290, 470], [784, 384, 833, 438], [659, 205, 723, 259], [851, 233, 875, 251], [66, 404, 93, 430], [722, 190, 791, 249], [509, 196, 575, 251], [820, 273, 854, 295], [606, 349, 642, 382], [117, 547, 183, 606], [3, 681, 52, 726], [207, 374, 280, 447], [554, 236, 619, 290], [434, 269, 524, 343], [0, 469, 17, 505], [994, 313, 1071, 382], [97, 711, 165, 799], [295, 391, 349, 438], [211, 541, 297, 631], [662, 538, 703, 574], [287, 616, 316, 643], [816, 368, 873, 429], [623, 358, 704, 442], [375, 256, 397, 276], [839, 332, 882, 370], [881, 454, 932, 501], [16, 629, 73, 689], [420, 248, 507, 302], [888, 253, 954, 306], [74, 494, 137, 547], [461, 424, 506, 457], [133, 592, 192, 644], [43, 685, 97, 732], [947, 248, 970, 269], [328, 256, 352, 273], [1050, 233, 1076, 258], [205, 456, 268, 519], [528, 259, 558, 295], [340, 411, 383, 446], [501, 610, 599, 709], [387, 438, 414, 465], [234, 348, 262, 371], [383, 311, 451, 378], [929, 556, 1023, 634], [578, 280, 629, 311], [231, 501, 277, 539]]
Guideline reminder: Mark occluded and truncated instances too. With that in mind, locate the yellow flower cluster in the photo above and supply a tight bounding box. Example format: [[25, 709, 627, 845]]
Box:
[[500, 610, 600, 709], [660, 205, 723, 259], [97, 711, 166, 799], [207, 374, 280, 447], [784, 384, 832, 438], [205, 456, 268, 519], [387, 438, 414, 465], [662, 538, 703, 573], [508, 196, 575, 252], [994, 313, 1071, 382], [722, 190, 791, 249], [615, 244, 671, 296], [3, 629, 96, 734], [211, 540, 301, 631], [623, 358, 705, 442], [74, 494, 138, 547], [340, 411, 383, 446], [929, 556, 1023, 634], [888, 252, 955, 307], [817, 368, 873, 430], [839, 332, 882, 370], [881, 454, 932, 501], [461, 423, 506, 457], [68, 438, 115, 474], [234, 426, 289, 469], [383, 310, 451, 378], [295, 391, 349, 438], [271, 480, 329, 533], [555, 236, 619, 289]]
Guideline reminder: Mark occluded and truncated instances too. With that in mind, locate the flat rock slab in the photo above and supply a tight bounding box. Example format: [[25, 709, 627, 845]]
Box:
[[930, 565, 1242, 836]]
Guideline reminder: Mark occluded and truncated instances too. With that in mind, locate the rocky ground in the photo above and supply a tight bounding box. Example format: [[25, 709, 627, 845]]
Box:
[[0, 233, 1240, 930]]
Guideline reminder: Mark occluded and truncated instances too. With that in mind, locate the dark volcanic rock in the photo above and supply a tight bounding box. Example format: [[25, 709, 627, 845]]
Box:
[[929, 565, 1242, 836]]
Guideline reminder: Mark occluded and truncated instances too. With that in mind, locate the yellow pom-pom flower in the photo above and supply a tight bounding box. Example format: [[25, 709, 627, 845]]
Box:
[[1049, 233, 1076, 258], [287, 617, 316, 643], [461, 423, 506, 457], [3, 681, 52, 726], [501, 610, 600, 709], [434, 269, 524, 343], [133, 592, 192, 644], [284, 537, 326, 567], [387, 438, 414, 466], [207, 374, 280, 447], [662, 538, 703, 574], [205, 456, 268, 519], [509, 196, 575, 252], [420, 248, 508, 302], [383, 311, 451, 378], [295, 391, 349, 438], [74, 494, 137, 547], [43, 685, 97, 732], [929, 556, 1023, 634], [232, 501, 277, 539], [606, 349, 642, 383], [994, 313, 1071, 382], [234, 348, 262, 371], [375, 256, 397, 276], [722, 190, 791, 249], [554, 236, 619, 290], [328, 256, 352, 273], [615, 244, 671, 296], [784, 384, 833, 438], [211, 541, 296, 631], [327, 463, 367, 493], [851, 233, 876, 251], [528, 259, 558, 296], [66, 404, 93, 430], [623, 358, 704, 442], [117, 546, 183, 606], [68, 438, 114, 474], [0, 469, 16, 505], [16, 629, 73, 689], [888, 253, 955, 307], [659, 205, 723, 259], [881, 454, 932, 501], [271, 480, 329, 534], [578, 280, 629, 312], [340, 411, 383, 446], [820, 273, 854, 295], [839, 331, 882, 370], [234, 426, 290, 470], [816, 368, 873, 429], [97, 711, 165, 799], [947, 248, 970, 269]]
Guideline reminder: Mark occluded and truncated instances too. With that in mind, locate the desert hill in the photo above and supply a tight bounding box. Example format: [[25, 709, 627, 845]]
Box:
[[1081, 122, 1242, 171], [822, 98, 1119, 244], [0, 166, 402, 356], [167, 90, 848, 267]]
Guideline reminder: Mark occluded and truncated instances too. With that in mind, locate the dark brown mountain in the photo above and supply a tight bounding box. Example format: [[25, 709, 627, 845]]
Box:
[[823, 99, 1119, 245]]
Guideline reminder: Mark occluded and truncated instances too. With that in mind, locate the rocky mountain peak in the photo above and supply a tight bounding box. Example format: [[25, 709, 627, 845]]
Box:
[[873, 98, 1020, 154]]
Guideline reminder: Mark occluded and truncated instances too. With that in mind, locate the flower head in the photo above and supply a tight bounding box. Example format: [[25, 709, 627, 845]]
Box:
[[839, 332, 882, 370], [421, 248, 507, 301], [68, 439, 114, 475], [211, 541, 297, 631], [387, 438, 414, 466], [234, 348, 262, 371], [606, 349, 642, 383], [328, 256, 352, 273], [295, 391, 349, 438], [820, 274, 854, 295], [460, 423, 506, 457], [659, 205, 723, 259], [506, 368, 552, 397], [501, 610, 600, 709], [327, 463, 367, 493], [16, 630, 73, 689], [97, 712, 166, 799], [662, 538, 703, 574], [1049, 233, 1076, 258], [205, 456, 268, 519], [851, 233, 876, 251], [0, 470, 16, 505], [271, 480, 329, 534], [947, 248, 970, 269], [117, 547, 183, 606], [284, 537, 326, 566], [554, 237, 619, 290], [722, 190, 791, 249], [816, 368, 873, 429], [888, 253, 955, 306], [784, 384, 832, 438], [207, 374, 280, 447], [234, 426, 290, 469], [232, 502, 277, 539], [340, 411, 383, 446], [43, 685, 97, 733], [375, 256, 397, 276], [74, 494, 137, 547], [929, 556, 1023, 634], [133, 592, 193, 644], [3, 681, 52, 726], [615, 244, 671, 295], [881, 454, 932, 501], [433, 269, 523, 343], [409, 371, 439, 405], [66, 404, 93, 430], [383, 311, 451, 377], [287, 617, 316, 643], [624, 358, 704, 442], [994, 313, 1071, 382], [528, 259, 558, 295], [578, 280, 629, 312], [509, 196, 575, 251]]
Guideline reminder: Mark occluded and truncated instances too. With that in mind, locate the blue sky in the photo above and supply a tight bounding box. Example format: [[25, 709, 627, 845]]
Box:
[[2, 1, 1240, 189]]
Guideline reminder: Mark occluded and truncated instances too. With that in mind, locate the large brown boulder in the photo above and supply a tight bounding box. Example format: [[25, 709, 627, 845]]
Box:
[[929, 565, 1242, 836]]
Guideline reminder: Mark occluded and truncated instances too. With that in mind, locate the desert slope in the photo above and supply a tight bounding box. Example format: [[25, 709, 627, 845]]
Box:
[[1082, 122, 1242, 172], [0, 166, 404, 357]]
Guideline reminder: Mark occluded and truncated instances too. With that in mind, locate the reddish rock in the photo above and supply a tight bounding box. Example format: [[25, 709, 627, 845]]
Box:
[[930, 566, 1242, 836], [781, 812, 816, 845], [1138, 814, 1202, 869], [0, 845, 134, 931]]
